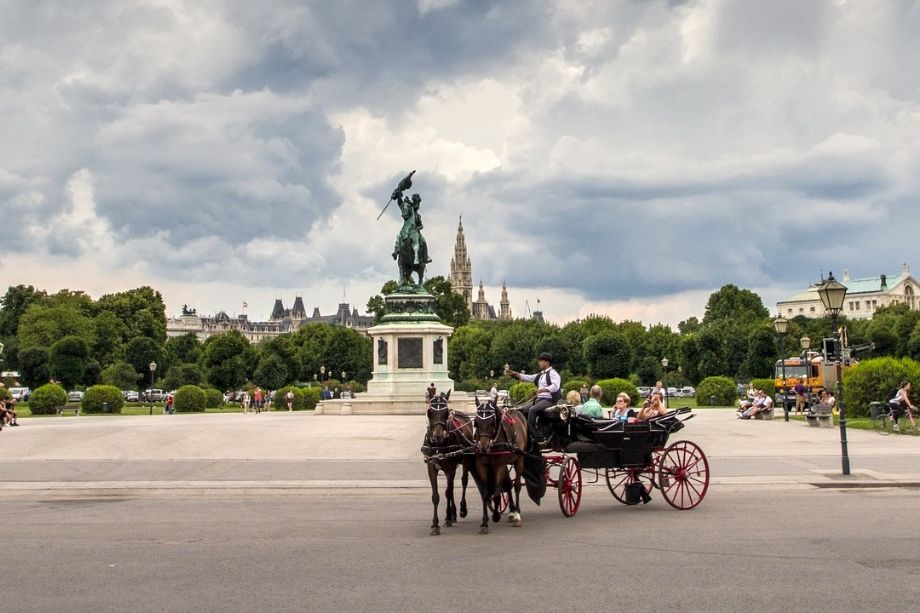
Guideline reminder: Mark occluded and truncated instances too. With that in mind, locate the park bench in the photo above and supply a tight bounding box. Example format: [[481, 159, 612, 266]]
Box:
[[806, 404, 833, 427], [55, 405, 80, 416]]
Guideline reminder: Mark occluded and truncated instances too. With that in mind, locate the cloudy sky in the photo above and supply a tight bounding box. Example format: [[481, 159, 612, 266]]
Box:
[[2, 0, 919, 327]]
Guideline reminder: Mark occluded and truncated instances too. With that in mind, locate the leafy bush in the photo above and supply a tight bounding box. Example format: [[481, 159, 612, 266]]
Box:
[[696, 376, 737, 406], [594, 378, 639, 407], [750, 378, 776, 394], [82, 385, 125, 414], [28, 383, 68, 415], [301, 386, 321, 410], [174, 385, 207, 412], [0, 387, 11, 401], [563, 379, 590, 397], [347, 381, 366, 394], [509, 382, 535, 404], [842, 357, 920, 417], [276, 386, 304, 410], [204, 388, 223, 409]]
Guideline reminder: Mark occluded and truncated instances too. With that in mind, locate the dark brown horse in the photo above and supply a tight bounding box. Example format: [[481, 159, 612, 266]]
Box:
[[472, 399, 528, 534], [421, 391, 472, 535]]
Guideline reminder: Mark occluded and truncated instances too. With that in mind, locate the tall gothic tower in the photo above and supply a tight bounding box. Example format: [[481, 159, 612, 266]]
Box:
[[450, 215, 474, 313], [500, 281, 511, 320]]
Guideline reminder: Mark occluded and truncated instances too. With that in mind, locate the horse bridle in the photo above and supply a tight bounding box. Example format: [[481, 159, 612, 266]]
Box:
[[474, 401, 503, 446]]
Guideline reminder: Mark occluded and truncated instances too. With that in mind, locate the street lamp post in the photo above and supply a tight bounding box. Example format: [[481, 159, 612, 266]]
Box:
[[148, 361, 157, 416], [341, 371, 346, 383], [816, 271, 849, 476], [773, 315, 789, 421], [661, 357, 669, 408], [320, 365, 326, 383]]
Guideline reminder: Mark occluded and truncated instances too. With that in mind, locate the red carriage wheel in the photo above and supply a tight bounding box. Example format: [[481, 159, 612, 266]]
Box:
[[657, 440, 710, 510], [605, 467, 655, 504], [498, 466, 516, 514], [557, 456, 582, 517]]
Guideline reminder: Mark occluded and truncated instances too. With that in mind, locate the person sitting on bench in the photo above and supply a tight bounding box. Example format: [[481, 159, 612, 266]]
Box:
[[739, 389, 772, 419]]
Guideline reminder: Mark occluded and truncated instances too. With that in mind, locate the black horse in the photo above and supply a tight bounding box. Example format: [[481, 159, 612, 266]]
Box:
[[421, 391, 472, 535], [471, 399, 528, 534]]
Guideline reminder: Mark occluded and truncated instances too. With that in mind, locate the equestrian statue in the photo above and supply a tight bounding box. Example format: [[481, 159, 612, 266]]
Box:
[[379, 170, 431, 287]]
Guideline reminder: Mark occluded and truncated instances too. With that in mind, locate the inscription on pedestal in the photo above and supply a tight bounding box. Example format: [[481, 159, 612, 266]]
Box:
[[398, 337, 423, 369]]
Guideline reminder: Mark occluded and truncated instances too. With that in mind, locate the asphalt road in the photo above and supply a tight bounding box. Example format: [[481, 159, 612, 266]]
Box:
[[4, 485, 920, 613]]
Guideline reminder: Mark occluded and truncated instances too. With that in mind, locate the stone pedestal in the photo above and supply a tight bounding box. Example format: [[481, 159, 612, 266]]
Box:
[[317, 290, 462, 415]]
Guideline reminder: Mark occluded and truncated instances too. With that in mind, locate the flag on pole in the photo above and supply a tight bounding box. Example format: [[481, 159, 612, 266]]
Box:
[[242, 301, 248, 308]]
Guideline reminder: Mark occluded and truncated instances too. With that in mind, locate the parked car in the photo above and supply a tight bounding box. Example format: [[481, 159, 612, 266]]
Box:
[[667, 387, 678, 397], [680, 386, 696, 398], [144, 389, 165, 402], [637, 386, 651, 398], [9, 387, 30, 401], [67, 390, 85, 402], [123, 390, 140, 402]]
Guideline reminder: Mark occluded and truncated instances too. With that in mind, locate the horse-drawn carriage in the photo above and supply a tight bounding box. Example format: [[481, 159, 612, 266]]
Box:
[[422, 393, 710, 535]]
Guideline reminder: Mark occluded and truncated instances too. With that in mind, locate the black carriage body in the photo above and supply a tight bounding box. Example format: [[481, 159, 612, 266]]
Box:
[[556, 413, 685, 470]]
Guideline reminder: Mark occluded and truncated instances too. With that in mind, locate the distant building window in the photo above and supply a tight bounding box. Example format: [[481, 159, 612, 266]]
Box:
[[866, 300, 871, 310], [855, 302, 860, 310], [872, 300, 878, 308], [810, 306, 816, 312], [788, 308, 793, 315], [799, 308, 804, 313]]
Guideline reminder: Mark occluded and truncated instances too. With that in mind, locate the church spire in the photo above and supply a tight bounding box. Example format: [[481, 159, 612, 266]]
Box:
[[500, 280, 511, 320], [450, 214, 473, 314]]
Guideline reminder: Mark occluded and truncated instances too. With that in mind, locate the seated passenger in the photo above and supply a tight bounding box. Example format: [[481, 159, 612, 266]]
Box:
[[576, 385, 605, 419], [565, 390, 583, 410], [610, 392, 632, 421], [637, 391, 668, 421]]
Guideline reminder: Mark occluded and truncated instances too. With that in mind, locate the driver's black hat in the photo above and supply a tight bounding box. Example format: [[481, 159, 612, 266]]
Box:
[[538, 352, 553, 364]]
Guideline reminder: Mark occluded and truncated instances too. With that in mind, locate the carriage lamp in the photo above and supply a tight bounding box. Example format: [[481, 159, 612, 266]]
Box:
[[816, 271, 849, 476], [773, 315, 789, 421]]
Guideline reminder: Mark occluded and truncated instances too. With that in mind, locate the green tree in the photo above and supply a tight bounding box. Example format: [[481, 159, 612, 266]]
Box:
[[742, 325, 777, 379], [17, 304, 95, 351], [253, 353, 289, 390], [448, 324, 493, 381], [423, 276, 470, 328], [162, 363, 205, 390], [584, 331, 632, 379], [0, 284, 48, 338], [92, 311, 126, 367], [18, 346, 51, 388], [258, 335, 299, 383], [165, 333, 202, 365], [702, 285, 769, 325], [50, 335, 90, 388], [100, 361, 141, 390], [124, 337, 166, 381], [201, 331, 251, 391], [95, 286, 167, 343], [366, 280, 401, 323]]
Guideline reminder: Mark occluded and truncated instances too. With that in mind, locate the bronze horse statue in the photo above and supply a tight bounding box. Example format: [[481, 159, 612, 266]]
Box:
[[421, 391, 472, 535], [471, 399, 528, 534]]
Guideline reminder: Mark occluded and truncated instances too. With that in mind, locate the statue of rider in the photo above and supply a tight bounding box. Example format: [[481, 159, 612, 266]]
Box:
[[392, 191, 430, 267]]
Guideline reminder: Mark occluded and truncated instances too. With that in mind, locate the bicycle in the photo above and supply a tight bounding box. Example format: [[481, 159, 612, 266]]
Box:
[[872, 403, 918, 435]]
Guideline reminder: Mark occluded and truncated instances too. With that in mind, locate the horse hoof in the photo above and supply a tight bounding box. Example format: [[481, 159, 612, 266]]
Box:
[[479, 527, 489, 535], [492, 512, 501, 523], [513, 517, 522, 527], [445, 520, 453, 527], [430, 526, 441, 536], [507, 514, 515, 523], [459, 508, 468, 519]]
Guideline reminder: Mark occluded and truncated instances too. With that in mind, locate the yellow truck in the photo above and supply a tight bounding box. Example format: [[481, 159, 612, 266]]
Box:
[[773, 351, 855, 412]]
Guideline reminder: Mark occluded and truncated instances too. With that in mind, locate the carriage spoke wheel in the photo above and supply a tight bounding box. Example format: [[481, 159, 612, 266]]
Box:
[[499, 466, 516, 514], [605, 467, 655, 505], [658, 440, 710, 510], [557, 457, 582, 517]]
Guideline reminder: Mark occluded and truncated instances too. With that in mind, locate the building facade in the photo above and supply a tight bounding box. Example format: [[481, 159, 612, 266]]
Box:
[[166, 300, 374, 342], [776, 263, 918, 320]]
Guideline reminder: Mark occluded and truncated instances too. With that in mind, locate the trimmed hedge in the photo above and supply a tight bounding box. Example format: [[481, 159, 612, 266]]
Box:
[[82, 385, 125, 414], [174, 385, 207, 412], [509, 382, 535, 404], [28, 383, 68, 415], [750, 378, 776, 394], [696, 376, 737, 406], [277, 386, 305, 410], [204, 388, 223, 409], [594, 378, 639, 407], [301, 386, 321, 410], [563, 379, 590, 397], [842, 357, 920, 417]]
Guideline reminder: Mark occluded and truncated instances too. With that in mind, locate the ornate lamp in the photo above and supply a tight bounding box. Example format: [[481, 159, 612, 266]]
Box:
[[816, 271, 849, 475]]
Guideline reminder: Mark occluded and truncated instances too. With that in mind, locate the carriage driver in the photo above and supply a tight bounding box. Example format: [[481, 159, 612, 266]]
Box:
[[507, 352, 562, 444]]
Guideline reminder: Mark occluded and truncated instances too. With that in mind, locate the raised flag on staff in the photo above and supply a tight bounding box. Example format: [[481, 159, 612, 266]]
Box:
[[242, 301, 248, 308]]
